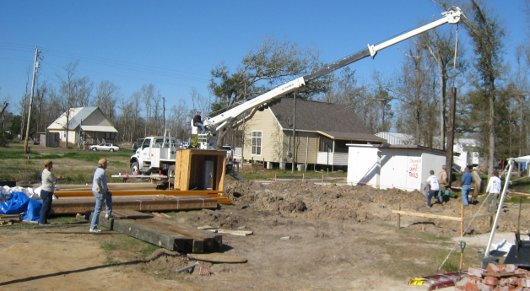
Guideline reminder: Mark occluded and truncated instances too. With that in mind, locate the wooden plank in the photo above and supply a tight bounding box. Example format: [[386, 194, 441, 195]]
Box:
[[0, 214, 21, 224], [51, 195, 218, 215], [187, 253, 247, 263], [113, 219, 188, 251], [112, 209, 154, 219], [198, 226, 253, 236], [392, 210, 462, 222], [215, 229, 253, 236], [112, 218, 222, 253]]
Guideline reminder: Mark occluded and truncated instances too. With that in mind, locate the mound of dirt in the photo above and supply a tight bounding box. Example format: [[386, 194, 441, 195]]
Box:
[[220, 180, 529, 235]]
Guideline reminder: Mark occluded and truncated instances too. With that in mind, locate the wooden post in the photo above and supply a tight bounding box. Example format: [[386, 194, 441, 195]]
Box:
[[446, 87, 457, 187], [460, 203, 464, 237], [459, 249, 464, 271], [302, 173, 305, 182], [321, 172, 324, 183], [274, 174, 277, 181], [397, 204, 401, 229]]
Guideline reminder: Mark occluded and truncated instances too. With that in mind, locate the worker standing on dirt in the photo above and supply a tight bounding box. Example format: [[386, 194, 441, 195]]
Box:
[[39, 160, 62, 225], [425, 170, 441, 208], [461, 166, 473, 206], [484, 170, 502, 212], [438, 165, 449, 200], [470, 167, 482, 204], [89, 158, 112, 233]]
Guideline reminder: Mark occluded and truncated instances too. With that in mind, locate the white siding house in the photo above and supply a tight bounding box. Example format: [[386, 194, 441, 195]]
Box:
[[347, 143, 446, 191], [47, 107, 118, 147]]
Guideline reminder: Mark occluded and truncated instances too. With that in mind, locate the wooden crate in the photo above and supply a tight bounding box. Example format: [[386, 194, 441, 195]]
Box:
[[175, 149, 226, 192]]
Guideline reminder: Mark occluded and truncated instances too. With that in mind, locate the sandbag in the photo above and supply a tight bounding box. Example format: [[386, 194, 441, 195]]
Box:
[[0, 191, 30, 214]]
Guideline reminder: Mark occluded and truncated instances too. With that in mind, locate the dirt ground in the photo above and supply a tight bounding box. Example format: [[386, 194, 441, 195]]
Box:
[[1, 179, 529, 290]]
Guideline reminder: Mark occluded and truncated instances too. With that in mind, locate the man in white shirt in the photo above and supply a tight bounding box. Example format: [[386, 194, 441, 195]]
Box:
[[485, 170, 502, 212], [426, 170, 440, 208]]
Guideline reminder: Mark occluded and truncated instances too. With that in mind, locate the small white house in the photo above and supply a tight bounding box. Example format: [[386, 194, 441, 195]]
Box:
[[453, 138, 481, 170], [347, 143, 446, 191], [47, 107, 118, 147]]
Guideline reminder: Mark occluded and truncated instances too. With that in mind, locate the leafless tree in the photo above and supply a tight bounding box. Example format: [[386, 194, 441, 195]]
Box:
[[59, 61, 92, 148], [461, 0, 505, 174], [395, 42, 433, 145], [421, 29, 465, 149], [95, 80, 119, 122], [138, 84, 154, 136]]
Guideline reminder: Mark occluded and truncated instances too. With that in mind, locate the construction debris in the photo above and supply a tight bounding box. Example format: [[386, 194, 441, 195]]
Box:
[[175, 261, 199, 273], [456, 264, 530, 290], [187, 252, 247, 263], [196, 264, 213, 276], [0, 214, 21, 225], [407, 272, 463, 290], [97, 209, 222, 253], [197, 225, 253, 236]]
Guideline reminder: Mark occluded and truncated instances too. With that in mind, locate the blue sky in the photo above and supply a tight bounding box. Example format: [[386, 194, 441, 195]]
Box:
[[0, 0, 528, 115]]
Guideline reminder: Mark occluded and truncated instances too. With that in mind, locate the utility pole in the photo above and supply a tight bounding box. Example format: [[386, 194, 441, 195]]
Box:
[[445, 87, 456, 187], [291, 94, 297, 172], [162, 96, 166, 135], [24, 48, 40, 154]]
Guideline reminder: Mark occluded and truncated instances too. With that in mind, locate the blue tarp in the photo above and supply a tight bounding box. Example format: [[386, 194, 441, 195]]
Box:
[[0, 191, 30, 214], [23, 199, 42, 222]]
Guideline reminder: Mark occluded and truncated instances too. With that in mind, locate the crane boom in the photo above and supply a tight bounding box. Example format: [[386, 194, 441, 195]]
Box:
[[199, 7, 462, 149]]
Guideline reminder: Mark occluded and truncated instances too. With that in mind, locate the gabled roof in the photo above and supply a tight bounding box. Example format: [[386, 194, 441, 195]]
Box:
[[47, 107, 104, 130], [269, 98, 384, 142]]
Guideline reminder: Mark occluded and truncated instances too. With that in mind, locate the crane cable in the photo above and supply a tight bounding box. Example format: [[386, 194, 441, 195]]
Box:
[[451, 23, 460, 87]]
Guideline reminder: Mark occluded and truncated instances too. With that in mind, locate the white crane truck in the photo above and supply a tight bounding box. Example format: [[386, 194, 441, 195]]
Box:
[[132, 7, 462, 184]]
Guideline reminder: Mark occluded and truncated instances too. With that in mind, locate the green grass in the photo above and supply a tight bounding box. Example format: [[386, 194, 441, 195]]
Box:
[[238, 168, 346, 181], [101, 235, 159, 263], [0, 143, 133, 184], [511, 176, 530, 192]]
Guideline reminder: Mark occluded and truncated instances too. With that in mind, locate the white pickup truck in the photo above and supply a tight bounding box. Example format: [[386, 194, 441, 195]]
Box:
[[129, 136, 178, 176]]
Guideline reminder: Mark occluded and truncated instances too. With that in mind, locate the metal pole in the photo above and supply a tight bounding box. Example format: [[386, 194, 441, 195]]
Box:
[[484, 159, 514, 256], [24, 48, 39, 154]]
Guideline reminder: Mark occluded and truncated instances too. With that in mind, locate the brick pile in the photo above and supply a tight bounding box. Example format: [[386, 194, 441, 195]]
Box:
[[456, 264, 530, 290]]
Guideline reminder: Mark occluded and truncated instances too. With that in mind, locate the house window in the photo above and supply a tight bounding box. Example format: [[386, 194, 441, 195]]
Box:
[[251, 131, 262, 155]]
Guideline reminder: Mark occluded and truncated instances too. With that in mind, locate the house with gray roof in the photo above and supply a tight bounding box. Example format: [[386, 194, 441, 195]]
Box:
[[47, 107, 117, 148], [237, 97, 384, 170]]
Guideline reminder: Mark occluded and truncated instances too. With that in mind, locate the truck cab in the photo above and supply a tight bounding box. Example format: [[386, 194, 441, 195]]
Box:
[[130, 136, 177, 175]]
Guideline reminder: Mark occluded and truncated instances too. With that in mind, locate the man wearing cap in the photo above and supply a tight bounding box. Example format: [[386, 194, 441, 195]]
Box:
[[40, 160, 62, 225], [89, 158, 112, 233]]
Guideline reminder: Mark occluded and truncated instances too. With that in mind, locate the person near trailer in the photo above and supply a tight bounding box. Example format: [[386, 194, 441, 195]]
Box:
[[484, 169, 502, 212], [89, 158, 112, 233], [438, 165, 449, 201], [425, 170, 441, 208], [39, 160, 62, 225], [461, 165, 473, 206], [471, 167, 482, 203]]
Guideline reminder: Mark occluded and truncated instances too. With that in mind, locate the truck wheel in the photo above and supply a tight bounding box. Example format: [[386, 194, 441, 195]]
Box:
[[168, 165, 175, 186], [131, 162, 140, 175]]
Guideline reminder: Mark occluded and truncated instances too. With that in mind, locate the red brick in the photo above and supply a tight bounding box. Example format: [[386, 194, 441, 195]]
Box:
[[487, 266, 497, 273], [468, 267, 485, 277], [515, 269, 530, 276], [484, 276, 499, 286], [523, 278, 530, 287], [464, 281, 480, 291]]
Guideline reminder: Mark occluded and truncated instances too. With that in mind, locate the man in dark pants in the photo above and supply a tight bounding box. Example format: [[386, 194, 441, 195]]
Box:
[[461, 165, 473, 206], [39, 160, 62, 224]]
